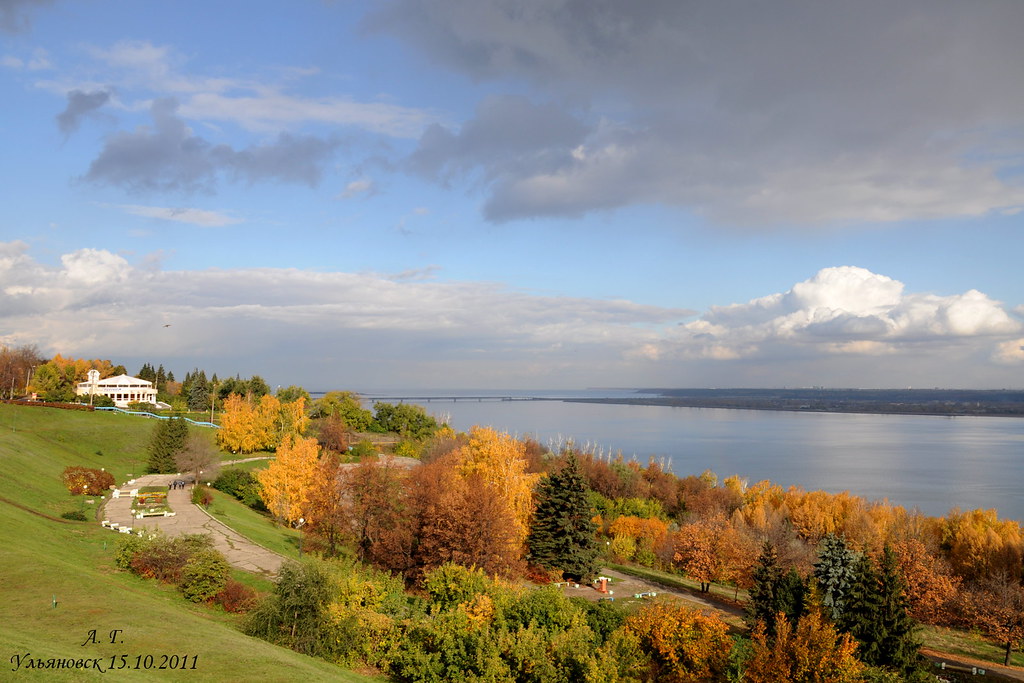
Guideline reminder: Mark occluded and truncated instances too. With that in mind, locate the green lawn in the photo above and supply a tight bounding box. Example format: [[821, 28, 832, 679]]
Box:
[[203, 488, 303, 560], [0, 404, 380, 681], [921, 625, 1024, 669]]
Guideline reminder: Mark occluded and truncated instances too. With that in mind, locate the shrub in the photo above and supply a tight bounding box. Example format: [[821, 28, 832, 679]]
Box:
[[213, 468, 252, 497], [180, 549, 231, 603], [215, 579, 259, 613], [114, 534, 148, 570], [349, 439, 378, 459], [61, 466, 115, 495], [191, 485, 213, 507], [61, 509, 88, 521]]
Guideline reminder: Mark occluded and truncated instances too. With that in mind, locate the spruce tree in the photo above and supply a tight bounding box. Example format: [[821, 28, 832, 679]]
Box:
[[749, 542, 807, 635], [839, 547, 918, 674], [814, 533, 859, 622], [526, 453, 599, 581], [146, 417, 189, 473]]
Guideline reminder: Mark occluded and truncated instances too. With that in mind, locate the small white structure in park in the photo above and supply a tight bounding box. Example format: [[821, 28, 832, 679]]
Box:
[[76, 369, 158, 408]]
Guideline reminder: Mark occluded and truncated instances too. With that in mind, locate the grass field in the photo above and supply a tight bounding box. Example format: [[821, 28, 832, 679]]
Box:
[[0, 403, 379, 682]]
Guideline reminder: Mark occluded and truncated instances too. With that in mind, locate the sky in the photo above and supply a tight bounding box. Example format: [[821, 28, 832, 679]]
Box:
[[1, 0, 1023, 391]]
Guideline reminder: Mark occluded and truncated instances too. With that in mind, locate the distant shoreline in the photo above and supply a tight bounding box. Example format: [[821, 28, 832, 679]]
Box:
[[557, 387, 1024, 418]]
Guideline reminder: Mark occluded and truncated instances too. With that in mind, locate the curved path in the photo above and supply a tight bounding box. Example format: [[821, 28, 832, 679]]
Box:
[[101, 473, 284, 577]]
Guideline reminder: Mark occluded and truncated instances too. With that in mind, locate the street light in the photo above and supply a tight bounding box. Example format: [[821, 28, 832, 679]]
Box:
[[297, 517, 306, 557]]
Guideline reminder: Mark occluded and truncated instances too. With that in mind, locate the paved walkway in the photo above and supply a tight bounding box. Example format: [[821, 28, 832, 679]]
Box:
[[101, 473, 285, 577]]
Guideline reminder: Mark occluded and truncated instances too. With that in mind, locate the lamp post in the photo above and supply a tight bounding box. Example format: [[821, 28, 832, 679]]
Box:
[[297, 517, 306, 557]]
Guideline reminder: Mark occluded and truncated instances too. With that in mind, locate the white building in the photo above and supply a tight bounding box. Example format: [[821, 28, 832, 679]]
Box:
[[76, 369, 158, 408]]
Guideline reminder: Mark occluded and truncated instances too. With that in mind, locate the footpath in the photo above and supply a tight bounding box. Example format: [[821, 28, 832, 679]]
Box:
[[101, 473, 284, 577]]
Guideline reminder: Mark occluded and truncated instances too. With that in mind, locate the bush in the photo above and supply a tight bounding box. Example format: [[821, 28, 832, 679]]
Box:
[[191, 485, 213, 507], [349, 439, 378, 459], [114, 534, 148, 570], [215, 579, 259, 613], [180, 549, 231, 603], [121, 534, 214, 584], [61, 466, 115, 495], [60, 509, 88, 521], [213, 468, 252, 497]]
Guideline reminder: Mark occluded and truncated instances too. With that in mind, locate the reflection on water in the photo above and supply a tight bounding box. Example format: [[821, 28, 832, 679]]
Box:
[[374, 395, 1024, 521]]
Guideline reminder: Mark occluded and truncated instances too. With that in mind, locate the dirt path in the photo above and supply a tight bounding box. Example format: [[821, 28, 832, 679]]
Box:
[[101, 474, 284, 577]]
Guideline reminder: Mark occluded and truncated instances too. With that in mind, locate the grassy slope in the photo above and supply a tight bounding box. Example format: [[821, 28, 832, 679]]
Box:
[[0, 404, 378, 682]]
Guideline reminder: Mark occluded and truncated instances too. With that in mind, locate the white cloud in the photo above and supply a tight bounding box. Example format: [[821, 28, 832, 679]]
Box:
[[3, 247, 1019, 388], [339, 178, 376, 199], [649, 267, 1021, 365], [111, 204, 242, 227]]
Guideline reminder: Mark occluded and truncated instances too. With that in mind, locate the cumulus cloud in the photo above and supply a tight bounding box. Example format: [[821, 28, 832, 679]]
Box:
[[56, 89, 111, 136], [339, 178, 376, 199], [646, 267, 1021, 367], [372, 0, 1024, 225], [82, 98, 339, 192]]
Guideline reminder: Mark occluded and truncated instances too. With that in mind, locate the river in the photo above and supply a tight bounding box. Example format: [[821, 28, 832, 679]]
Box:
[[356, 389, 1024, 522]]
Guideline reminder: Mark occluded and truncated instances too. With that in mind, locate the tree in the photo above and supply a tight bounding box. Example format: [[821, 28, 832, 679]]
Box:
[[0, 343, 43, 399], [244, 560, 336, 658], [187, 370, 210, 411], [744, 609, 863, 683], [146, 417, 189, 474], [276, 385, 310, 403], [373, 401, 438, 440], [247, 375, 270, 399], [623, 601, 732, 682], [310, 391, 375, 431], [342, 461, 414, 573], [175, 431, 221, 484], [257, 434, 320, 525], [303, 454, 347, 556], [839, 547, 919, 674], [814, 533, 859, 622], [748, 541, 806, 635], [958, 574, 1024, 666], [217, 393, 283, 453], [316, 415, 351, 454], [672, 515, 751, 593], [526, 453, 599, 581]]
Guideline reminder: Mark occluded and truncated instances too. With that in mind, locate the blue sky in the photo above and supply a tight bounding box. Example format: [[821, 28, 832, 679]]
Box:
[[2, 0, 1023, 390]]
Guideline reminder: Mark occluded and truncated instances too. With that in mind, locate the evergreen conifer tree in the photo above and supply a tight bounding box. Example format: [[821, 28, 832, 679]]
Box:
[[839, 547, 919, 674], [526, 453, 599, 581], [146, 417, 189, 473], [749, 542, 807, 635], [814, 533, 859, 622], [188, 371, 210, 411]]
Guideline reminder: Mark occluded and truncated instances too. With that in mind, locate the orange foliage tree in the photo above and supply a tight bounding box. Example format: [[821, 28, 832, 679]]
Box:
[[623, 601, 732, 682], [257, 434, 319, 525], [744, 610, 863, 683], [672, 515, 755, 594]]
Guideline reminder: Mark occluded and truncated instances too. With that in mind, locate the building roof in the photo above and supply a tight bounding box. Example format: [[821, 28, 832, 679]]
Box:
[[77, 374, 154, 388]]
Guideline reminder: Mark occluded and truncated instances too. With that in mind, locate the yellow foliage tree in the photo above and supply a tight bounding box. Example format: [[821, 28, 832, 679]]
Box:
[[450, 426, 539, 558], [257, 434, 320, 525], [217, 393, 302, 453], [623, 601, 732, 682]]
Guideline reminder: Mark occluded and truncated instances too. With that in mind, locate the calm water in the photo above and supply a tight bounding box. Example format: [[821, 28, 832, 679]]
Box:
[[360, 390, 1024, 521]]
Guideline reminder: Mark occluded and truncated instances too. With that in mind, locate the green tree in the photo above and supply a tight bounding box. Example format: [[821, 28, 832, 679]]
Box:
[[526, 453, 599, 581], [146, 417, 189, 474], [748, 541, 807, 635], [310, 391, 375, 431], [187, 370, 210, 411], [247, 375, 270, 399], [373, 401, 438, 439], [814, 533, 859, 623], [840, 547, 919, 674], [276, 385, 310, 403], [244, 560, 336, 658]]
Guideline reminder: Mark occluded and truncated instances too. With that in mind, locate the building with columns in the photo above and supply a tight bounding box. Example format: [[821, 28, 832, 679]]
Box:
[[76, 369, 158, 407]]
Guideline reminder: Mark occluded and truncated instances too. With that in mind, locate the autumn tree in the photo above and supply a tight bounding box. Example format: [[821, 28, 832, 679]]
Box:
[[146, 417, 189, 473], [672, 515, 752, 593], [343, 460, 414, 573], [623, 601, 733, 682], [890, 539, 961, 624], [744, 609, 863, 683], [257, 434, 320, 525], [958, 574, 1024, 665], [0, 343, 43, 399], [450, 427, 538, 562], [303, 454, 346, 556], [217, 393, 296, 453], [315, 414, 351, 455], [526, 453, 599, 581]]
